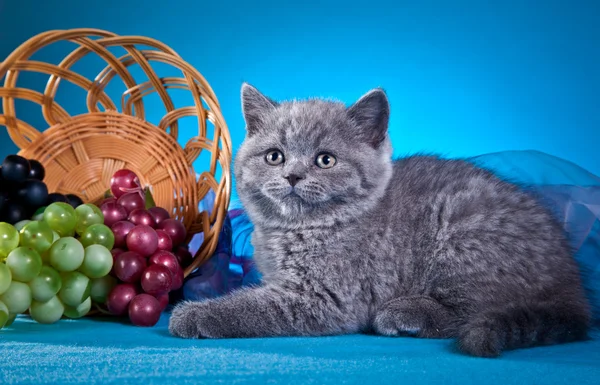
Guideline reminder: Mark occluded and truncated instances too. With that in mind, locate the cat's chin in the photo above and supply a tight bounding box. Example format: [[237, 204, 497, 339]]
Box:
[[277, 194, 313, 215]]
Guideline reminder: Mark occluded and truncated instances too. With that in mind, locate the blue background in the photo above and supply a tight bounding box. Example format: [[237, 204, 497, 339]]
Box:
[[1, 0, 599, 199]]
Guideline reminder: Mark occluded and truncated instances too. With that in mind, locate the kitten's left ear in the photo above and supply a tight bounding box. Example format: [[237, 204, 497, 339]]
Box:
[[346, 88, 390, 148], [241, 83, 278, 136]]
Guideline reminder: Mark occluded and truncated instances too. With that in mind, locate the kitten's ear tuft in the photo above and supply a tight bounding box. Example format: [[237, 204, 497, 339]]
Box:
[[347, 88, 390, 148], [241, 83, 277, 135]]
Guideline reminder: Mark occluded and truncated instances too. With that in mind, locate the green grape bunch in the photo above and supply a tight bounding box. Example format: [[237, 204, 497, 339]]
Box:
[[0, 200, 115, 328]]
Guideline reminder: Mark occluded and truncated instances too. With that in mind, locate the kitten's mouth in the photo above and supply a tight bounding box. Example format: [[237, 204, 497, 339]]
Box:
[[285, 189, 301, 199], [282, 187, 305, 202]]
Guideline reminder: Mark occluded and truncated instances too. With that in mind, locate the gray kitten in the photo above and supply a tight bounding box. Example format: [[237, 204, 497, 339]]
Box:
[[169, 84, 591, 357]]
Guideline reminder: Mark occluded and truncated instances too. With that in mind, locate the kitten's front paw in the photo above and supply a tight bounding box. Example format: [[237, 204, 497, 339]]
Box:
[[169, 301, 202, 338], [372, 296, 451, 339], [169, 301, 222, 339]]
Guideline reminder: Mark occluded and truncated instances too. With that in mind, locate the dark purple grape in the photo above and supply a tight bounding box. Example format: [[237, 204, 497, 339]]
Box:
[[101, 197, 117, 206], [101, 201, 128, 227], [66, 194, 84, 208], [15, 179, 49, 208], [0, 170, 17, 196], [0, 190, 8, 213], [155, 292, 169, 311], [158, 219, 186, 246], [141, 264, 172, 296], [117, 192, 145, 214], [1, 202, 29, 224], [128, 209, 156, 228], [110, 169, 141, 199], [2, 155, 30, 182], [114, 251, 147, 283], [111, 220, 135, 248], [126, 225, 158, 257], [155, 229, 173, 251], [128, 294, 161, 327], [174, 246, 193, 268], [107, 283, 140, 316], [110, 248, 125, 274], [149, 250, 182, 290], [46, 192, 69, 205], [148, 207, 170, 225], [27, 159, 45, 181]]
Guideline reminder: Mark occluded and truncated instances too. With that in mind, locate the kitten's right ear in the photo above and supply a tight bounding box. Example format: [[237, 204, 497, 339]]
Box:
[[241, 83, 277, 135], [347, 88, 390, 148]]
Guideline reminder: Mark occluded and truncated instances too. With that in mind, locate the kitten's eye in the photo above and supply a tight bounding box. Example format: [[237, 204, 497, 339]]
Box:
[[265, 150, 285, 165], [316, 153, 336, 169]]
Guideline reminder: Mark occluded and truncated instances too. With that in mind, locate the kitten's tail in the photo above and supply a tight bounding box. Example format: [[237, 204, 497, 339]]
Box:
[[456, 298, 591, 357]]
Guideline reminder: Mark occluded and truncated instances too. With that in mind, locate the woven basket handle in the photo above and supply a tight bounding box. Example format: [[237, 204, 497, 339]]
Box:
[[0, 29, 115, 148], [0, 28, 227, 162]]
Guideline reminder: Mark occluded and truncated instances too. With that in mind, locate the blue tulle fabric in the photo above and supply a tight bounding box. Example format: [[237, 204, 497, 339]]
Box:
[[182, 150, 600, 320]]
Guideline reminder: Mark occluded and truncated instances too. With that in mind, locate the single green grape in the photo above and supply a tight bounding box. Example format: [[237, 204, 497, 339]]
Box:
[[75, 204, 104, 235], [19, 220, 54, 254], [90, 275, 117, 304], [28, 265, 62, 302], [0, 263, 12, 295], [49, 237, 84, 272], [4, 312, 16, 327], [58, 271, 90, 307], [0, 222, 20, 258], [0, 300, 8, 328], [63, 296, 91, 319], [41, 231, 61, 264], [32, 206, 46, 221], [79, 245, 113, 278], [13, 220, 31, 232], [29, 296, 64, 324], [80, 224, 115, 250], [5, 247, 43, 283], [0, 281, 32, 314], [41, 231, 60, 264], [43, 203, 77, 237]]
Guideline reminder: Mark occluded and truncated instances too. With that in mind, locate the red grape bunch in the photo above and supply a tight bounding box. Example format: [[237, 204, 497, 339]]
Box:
[[100, 169, 192, 327]]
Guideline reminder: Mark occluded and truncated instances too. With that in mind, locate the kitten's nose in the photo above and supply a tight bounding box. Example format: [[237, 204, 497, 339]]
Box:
[[284, 174, 303, 187]]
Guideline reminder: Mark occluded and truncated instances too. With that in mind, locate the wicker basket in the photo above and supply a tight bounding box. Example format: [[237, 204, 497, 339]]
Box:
[[0, 28, 232, 277]]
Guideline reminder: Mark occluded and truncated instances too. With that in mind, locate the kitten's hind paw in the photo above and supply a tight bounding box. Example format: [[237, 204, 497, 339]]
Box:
[[457, 326, 504, 358]]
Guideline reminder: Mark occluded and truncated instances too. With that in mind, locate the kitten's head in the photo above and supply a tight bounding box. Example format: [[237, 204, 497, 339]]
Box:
[[234, 84, 393, 229]]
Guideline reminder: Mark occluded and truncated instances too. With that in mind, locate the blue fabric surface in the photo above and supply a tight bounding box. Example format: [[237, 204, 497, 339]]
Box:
[[1, 314, 599, 385]]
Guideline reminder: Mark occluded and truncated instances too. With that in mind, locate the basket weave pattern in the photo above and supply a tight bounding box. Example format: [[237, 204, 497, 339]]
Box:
[[0, 29, 232, 276]]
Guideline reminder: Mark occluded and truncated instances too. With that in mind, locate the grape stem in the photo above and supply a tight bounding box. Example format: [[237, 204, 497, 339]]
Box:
[[92, 303, 114, 316]]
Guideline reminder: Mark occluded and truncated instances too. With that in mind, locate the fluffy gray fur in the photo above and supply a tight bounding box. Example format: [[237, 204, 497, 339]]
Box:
[[169, 83, 591, 357]]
